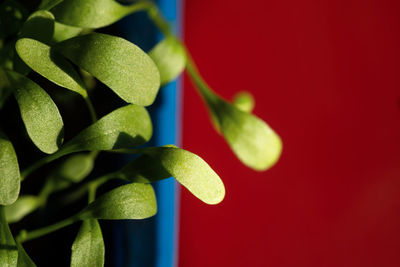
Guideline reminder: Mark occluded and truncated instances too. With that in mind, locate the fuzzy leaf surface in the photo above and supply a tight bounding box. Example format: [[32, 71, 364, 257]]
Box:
[[55, 33, 160, 105], [149, 38, 186, 86], [0, 132, 20, 206], [78, 183, 156, 220], [8, 71, 64, 154], [58, 104, 152, 156], [15, 38, 87, 96], [71, 219, 104, 267], [50, 0, 145, 28], [119, 146, 225, 204]]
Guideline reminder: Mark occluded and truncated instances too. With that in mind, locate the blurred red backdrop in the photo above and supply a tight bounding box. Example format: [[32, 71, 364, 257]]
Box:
[[179, 0, 400, 266]]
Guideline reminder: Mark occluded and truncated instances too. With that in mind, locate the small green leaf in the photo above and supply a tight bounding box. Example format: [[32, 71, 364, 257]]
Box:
[[53, 22, 81, 43], [119, 146, 225, 205], [207, 92, 282, 171], [20, 10, 55, 44], [149, 38, 186, 86], [42, 154, 94, 195], [7, 71, 64, 154], [78, 183, 157, 220], [15, 38, 87, 97], [56, 153, 94, 183], [0, 40, 15, 70], [5, 196, 41, 223], [0, 0, 28, 38], [55, 33, 160, 106], [58, 104, 152, 156], [0, 206, 18, 266], [39, 0, 64, 10], [71, 219, 104, 267], [16, 242, 36, 267], [0, 131, 20, 206], [232, 91, 255, 113], [50, 0, 147, 28]]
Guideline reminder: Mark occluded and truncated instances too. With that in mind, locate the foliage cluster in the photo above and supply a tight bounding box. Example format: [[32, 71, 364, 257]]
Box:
[[0, 0, 282, 266]]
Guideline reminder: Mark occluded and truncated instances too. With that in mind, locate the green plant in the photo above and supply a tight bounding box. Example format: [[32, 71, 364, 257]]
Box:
[[0, 0, 282, 265]]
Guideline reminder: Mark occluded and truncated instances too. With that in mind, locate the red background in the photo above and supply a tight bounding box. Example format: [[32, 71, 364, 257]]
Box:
[[179, 0, 400, 266]]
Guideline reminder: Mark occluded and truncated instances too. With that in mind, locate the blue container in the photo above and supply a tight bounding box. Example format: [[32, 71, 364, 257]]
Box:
[[113, 1, 183, 266]]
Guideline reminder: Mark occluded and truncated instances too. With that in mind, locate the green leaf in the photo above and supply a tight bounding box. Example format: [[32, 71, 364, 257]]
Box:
[[15, 38, 87, 97], [58, 104, 152, 156], [207, 92, 281, 171], [149, 38, 186, 86], [5, 196, 41, 223], [71, 219, 104, 267], [0, 0, 28, 38], [39, 0, 64, 10], [50, 0, 147, 29], [232, 91, 255, 113], [16, 242, 36, 267], [42, 154, 94, 195], [78, 183, 157, 220], [20, 10, 55, 44], [55, 33, 160, 106], [7, 71, 64, 154], [13, 10, 56, 75], [0, 206, 18, 266], [119, 146, 225, 205], [53, 22, 81, 43], [0, 131, 20, 206], [56, 153, 94, 183]]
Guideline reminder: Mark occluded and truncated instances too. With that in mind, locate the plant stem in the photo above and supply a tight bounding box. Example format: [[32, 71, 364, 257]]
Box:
[[83, 95, 97, 122], [17, 215, 80, 243], [20, 153, 60, 181]]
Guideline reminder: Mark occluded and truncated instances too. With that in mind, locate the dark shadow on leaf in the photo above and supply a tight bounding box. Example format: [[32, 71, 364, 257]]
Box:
[[120, 154, 171, 183], [57, 125, 64, 148], [112, 132, 148, 150]]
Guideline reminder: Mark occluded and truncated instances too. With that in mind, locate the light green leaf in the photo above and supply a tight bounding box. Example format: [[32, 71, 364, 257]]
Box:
[[232, 91, 255, 113], [119, 146, 225, 205], [13, 10, 55, 75], [71, 219, 104, 267], [53, 22, 82, 43], [78, 183, 157, 220], [207, 92, 281, 171], [55, 33, 160, 106], [5, 196, 41, 223], [15, 38, 87, 97], [0, 206, 18, 266], [0, 131, 20, 206], [149, 38, 186, 86], [20, 10, 55, 44], [39, 0, 64, 10], [7, 71, 64, 154], [58, 104, 152, 156], [16, 242, 36, 267], [50, 0, 148, 29]]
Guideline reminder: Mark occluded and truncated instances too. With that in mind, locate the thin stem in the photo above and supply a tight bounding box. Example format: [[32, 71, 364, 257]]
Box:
[[83, 95, 97, 122], [17, 215, 79, 243], [21, 153, 60, 181]]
